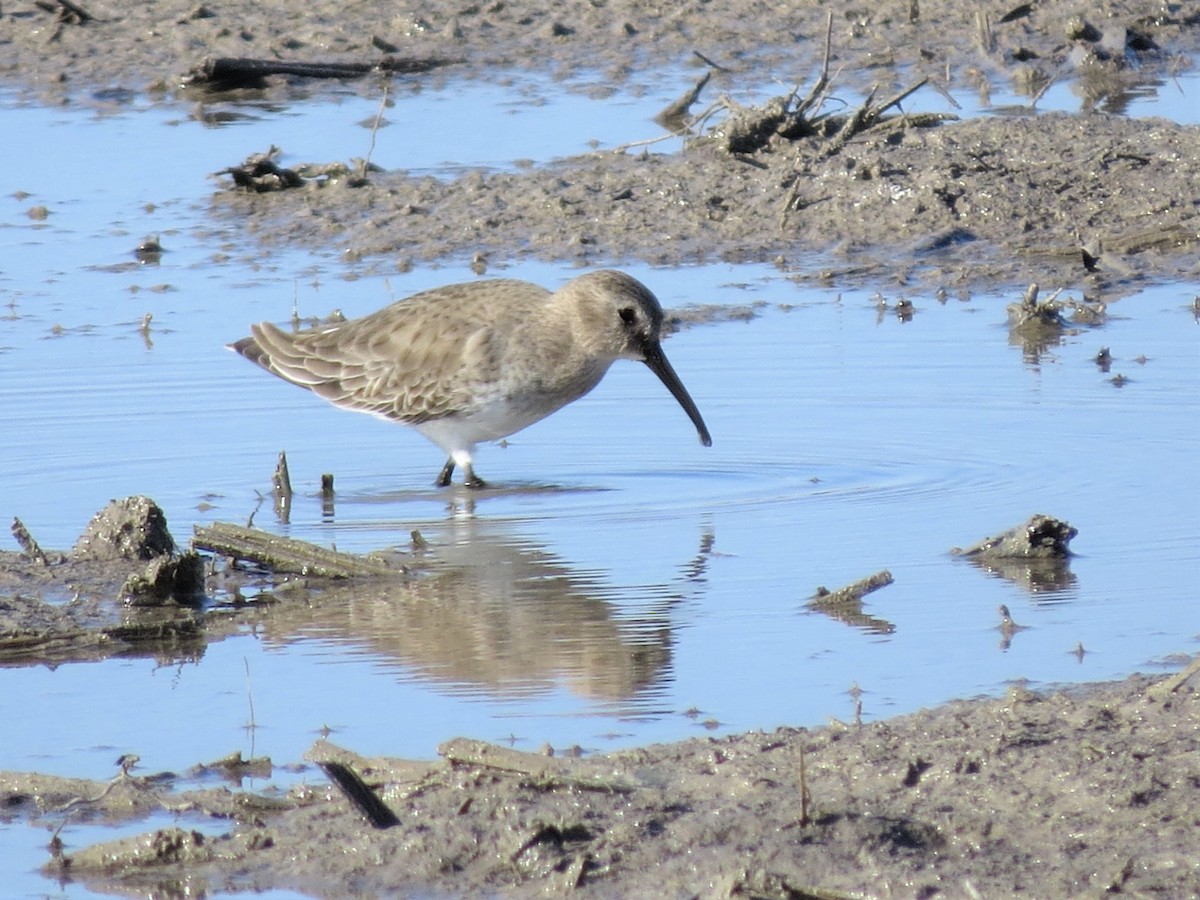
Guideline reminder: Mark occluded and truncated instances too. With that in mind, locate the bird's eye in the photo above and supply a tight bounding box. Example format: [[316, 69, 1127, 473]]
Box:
[[618, 307, 637, 326]]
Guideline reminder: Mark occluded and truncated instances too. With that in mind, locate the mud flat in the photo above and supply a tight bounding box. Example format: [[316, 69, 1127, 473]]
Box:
[[5, 661, 1196, 897], [4, 0, 1199, 289]]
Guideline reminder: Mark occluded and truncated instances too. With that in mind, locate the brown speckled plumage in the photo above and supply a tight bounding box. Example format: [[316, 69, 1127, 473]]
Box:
[[231, 270, 711, 487]]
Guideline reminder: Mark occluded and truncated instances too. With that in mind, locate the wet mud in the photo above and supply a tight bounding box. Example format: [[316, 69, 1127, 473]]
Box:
[[3, 0, 1200, 895], [7, 664, 1199, 898], [5, 0, 1198, 290]]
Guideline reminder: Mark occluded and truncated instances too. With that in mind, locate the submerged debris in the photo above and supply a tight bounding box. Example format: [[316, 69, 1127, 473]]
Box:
[[997, 603, 1030, 650], [121, 550, 206, 606], [1006, 283, 1107, 362], [134, 235, 163, 264]]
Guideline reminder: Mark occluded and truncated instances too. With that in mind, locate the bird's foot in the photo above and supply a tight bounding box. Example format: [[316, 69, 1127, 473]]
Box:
[[435, 459, 455, 488]]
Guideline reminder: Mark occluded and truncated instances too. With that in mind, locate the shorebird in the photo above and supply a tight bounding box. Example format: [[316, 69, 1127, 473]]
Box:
[[231, 270, 712, 488]]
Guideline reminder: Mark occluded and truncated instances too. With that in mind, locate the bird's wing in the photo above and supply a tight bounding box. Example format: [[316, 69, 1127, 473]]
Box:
[[242, 281, 545, 424]]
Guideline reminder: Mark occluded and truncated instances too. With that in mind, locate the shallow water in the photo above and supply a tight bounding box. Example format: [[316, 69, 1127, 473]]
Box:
[[1, 68, 1198, 899]]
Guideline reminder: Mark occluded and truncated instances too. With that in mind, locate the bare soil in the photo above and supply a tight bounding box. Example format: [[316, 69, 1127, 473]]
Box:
[[3, 0, 1199, 896], [4, 664, 1196, 898], [4, 0, 1198, 289]]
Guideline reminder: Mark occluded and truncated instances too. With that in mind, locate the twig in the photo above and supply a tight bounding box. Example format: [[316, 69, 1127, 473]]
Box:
[[798, 741, 811, 827], [272, 450, 293, 498], [360, 82, 390, 180], [11, 517, 48, 566], [272, 450, 292, 524], [823, 85, 878, 156], [188, 55, 459, 90], [439, 738, 636, 793], [795, 11, 835, 119], [806, 570, 895, 634], [612, 131, 686, 154], [872, 77, 930, 118], [319, 761, 401, 828], [655, 72, 712, 131], [36, 0, 92, 23], [244, 658, 257, 738], [691, 50, 732, 72]]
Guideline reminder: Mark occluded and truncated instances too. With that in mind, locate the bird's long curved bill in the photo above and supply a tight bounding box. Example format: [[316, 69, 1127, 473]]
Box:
[[643, 342, 713, 447]]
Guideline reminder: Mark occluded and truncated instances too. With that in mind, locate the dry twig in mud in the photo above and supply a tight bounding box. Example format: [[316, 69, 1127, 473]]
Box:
[[1147, 657, 1200, 701], [11, 517, 49, 566], [691, 13, 951, 224], [439, 738, 637, 794], [185, 55, 458, 91], [792, 10, 837, 121], [37, 0, 92, 24], [655, 72, 711, 132], [779, 77, 944, 222], [1006, 284, 1107, 338]]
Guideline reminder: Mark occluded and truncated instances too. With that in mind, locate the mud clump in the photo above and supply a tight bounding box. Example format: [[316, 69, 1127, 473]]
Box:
[[72, 496, 175, 562]]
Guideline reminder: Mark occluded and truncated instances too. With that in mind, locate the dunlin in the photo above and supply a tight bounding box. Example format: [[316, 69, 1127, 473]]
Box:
[[231, 270, 712, 488]]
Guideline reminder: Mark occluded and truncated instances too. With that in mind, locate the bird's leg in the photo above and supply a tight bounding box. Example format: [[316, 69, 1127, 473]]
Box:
[[436, 458, 456, 487], [462, 463, 488, 490]]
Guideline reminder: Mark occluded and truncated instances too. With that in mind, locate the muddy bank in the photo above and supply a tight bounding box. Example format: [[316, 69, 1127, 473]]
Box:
[[4, 1, 1199, 290], [219, 110, 1200, 291], [2, 0, 1197, 101], [6, 661, 1197, 898]]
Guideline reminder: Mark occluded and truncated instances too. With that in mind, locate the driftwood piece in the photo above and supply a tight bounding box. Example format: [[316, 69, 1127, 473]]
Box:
[[187, 55, 459, 90], [954, 515, 1077, 560], [807, 570, 895, 634], [192, 522, 399, 577], [1146, 657, 1200, 702]]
